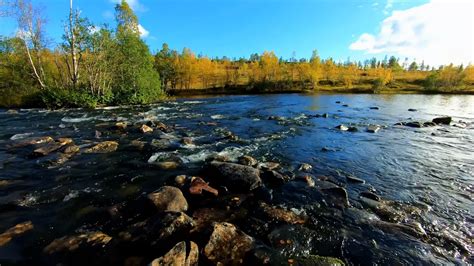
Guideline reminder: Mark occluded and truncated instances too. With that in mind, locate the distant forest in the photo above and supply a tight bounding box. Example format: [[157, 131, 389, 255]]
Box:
[[1, 0, 473, 108]]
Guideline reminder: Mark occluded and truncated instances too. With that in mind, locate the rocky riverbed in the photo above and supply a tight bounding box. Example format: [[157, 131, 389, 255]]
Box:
[[0, 94, 473, 265]]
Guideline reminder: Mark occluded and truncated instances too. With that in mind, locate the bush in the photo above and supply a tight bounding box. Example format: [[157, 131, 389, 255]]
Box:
[[40, 88, 98, 109]]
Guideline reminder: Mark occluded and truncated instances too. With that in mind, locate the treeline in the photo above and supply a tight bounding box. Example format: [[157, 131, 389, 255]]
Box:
[[1, 0, 162, 108], [155, 47, 474, 94], [1, 1, 474, 108]]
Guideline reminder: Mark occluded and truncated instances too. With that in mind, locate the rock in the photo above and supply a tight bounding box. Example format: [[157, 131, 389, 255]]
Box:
[[0, 221, 33, 247], [360, 191, 380, 201], [408, 108, 417, 112], [210, 161, 262, 192], [84, 141, 118, 153], [238, 155, 258, 166], [369, 106, 379, 110], [366, 125, 381, 133], [140, 124, 153, 133], [204, 222, 254, 265], [259, 162, 280, 171], [335, 124, 349, 131], [348, 126, 358, 132], [129, 139, 146, 151], [63, 144, 80, 154], [181, 137, 194, 146], [148, 186, 188, 212], [156, 122, 172, 132], [33, 138, 73, 156], [262, 170, 290, 186], [10, 136, 54, 149], [321, 186, 350, 208], [44, 231, 112, 254], [432, 116, 452, 125], [321, 147, 336, 152], [346, 175, 365, 184], [192, 208, 235, 233], [405, 121, 423, 128], [335, 101, 341, 104], [322, 113, 329, 118], [296, 255, 345, 266], [342, 104, 349, 107], [268, 116, 285, 121], [297, 175, 315, 187], [259, 202, 307, 224], [423, 121, 437, 127], [158, 212, 195, 239], [189, 177, 218, 196], [150, 139, 180, 150], [298, 163, 312, 172], [115, 122, 127, 130], [156, 161, 180, 170], [150, 241, 198, 266], [175, 175, 188, 186]]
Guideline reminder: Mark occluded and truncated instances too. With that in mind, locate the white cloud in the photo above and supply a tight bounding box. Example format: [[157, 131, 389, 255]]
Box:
[[350, 0, 474, 66], [138, 24, 149, 38], [110, 0, 146, 12], [384, 0, 394, 15]]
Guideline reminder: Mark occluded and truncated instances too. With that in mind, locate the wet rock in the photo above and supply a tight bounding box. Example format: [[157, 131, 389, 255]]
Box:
[[204, 222, 254, 265], [335, 101, 341, 104], [9, 136, 54, 149], [348, 126, 358, 132], [408, 108, 417, 112], [359, 197, 420, 223], [268, 116, 285, 121], [298, 163, 312, 172], [33, 138, 73, 156], [139, 124, 153, 133], [259, 162, 280, 171], [369, 106, 379, 110], [115, 122, 127, 130], [321, 186, 350, 208], [158, 212, 195, 240], [423, 121, 436, 127], [322, 113, 329, 118], [346, 175, 365, 184], [210, 161, 262, 192], [432, 116, 452, 125], [405, 121, 423, 128], [191, 208, 235, 233], [342, 104, 349, 107], [155, 161, 180, 170], [373, 221, 427, 238], [296, 255, 345, 266], [189, 177, 219, 196], [156, 121, 172, 132], [360, 191, 380, 201], [268, 225, 316, 258], [44, 231, 112, 254], [150, 138, 180, 150], [259, 202, 307, 224], [148, 186, 188, 212], [150, 241, 198, 266], [174, 175, 188, 187], [84, 141, 118, 153], [129, 139, 146, 151], [321, 147, 336, 152], [366, 125, 381, 133], [262, 170, 290, 186], [297, 175, 315, 187], [238, 155, 258, 166], [181, 137, 194, 146], [335, 124, 349, 131], [0, 221, 33, 247], [63, 144, 80, 154]]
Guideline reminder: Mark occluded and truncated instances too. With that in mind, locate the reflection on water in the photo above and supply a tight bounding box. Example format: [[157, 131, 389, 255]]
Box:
[[0, 93, 473, 265]]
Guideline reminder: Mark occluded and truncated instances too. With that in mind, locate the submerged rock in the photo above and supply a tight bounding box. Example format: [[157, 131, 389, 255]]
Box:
[[84, 141, 118, 153], [262, 170, 291, 186], [210, 161, 262, 192], [204, 222, 254, 265], [0, 221, 33, 247], [44, 231, 112, 254], [360, 191, 380, 201], [408, 108, 417, 112], [346, 175, 365, 184], [298, 163, 313, 172], [238, 155, 258, 166], [321, 186, 350, 208], [432, 116, 452, 125], [405, 122, 423, 128], [259, 162, 280, 171], [366, 125, 381, 133], [335, 124, 349, 131], [259, 202, 307, 224], [139, 124, 153, 133], [148, 186, 188, 212], [369, 106, 379, 110], [155, 161, 180, 170], [348, 126, 358, 132], [150, 241, 198, 266], [296, 255, 345, 266], [33, 138, 73, 156]]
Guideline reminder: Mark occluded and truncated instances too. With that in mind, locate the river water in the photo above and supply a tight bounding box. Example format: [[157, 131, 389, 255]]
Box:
[[0, 93, 473, 265]]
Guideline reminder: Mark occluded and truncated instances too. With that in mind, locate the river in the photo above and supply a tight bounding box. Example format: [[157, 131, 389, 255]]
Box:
[[0, 93, 473, 265]]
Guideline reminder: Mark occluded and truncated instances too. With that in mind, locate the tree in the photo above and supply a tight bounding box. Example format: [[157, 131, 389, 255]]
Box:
[[408, 61, 418, 71], [259, 51, 279, 82], [154, 43, 176, 90]]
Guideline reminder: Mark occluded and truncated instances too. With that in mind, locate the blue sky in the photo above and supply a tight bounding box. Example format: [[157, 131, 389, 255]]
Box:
[[1, 0, 472, 65]]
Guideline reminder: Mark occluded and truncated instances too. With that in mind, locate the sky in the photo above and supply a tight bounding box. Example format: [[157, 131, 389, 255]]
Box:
[[1, 0, 473, 66]]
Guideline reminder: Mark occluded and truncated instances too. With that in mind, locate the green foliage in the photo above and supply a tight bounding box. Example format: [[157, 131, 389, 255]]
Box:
[[40, 87, 98, 109]]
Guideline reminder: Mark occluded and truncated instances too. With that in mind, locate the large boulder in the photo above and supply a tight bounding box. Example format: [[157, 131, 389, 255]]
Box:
[[150, 241, 198, 266], [204, 222, 254, 265], [148, 186, 188, 212], [210, 161, 262, 192], [432, 116, 452, 125]]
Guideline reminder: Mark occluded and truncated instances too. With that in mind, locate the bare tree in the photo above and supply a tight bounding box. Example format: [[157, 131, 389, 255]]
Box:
[[13, 0, 46, 89], [66, 0, 79, 89]]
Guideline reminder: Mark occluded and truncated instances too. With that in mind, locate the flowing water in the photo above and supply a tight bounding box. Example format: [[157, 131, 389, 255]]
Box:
[[0, 93, 473, 265]]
